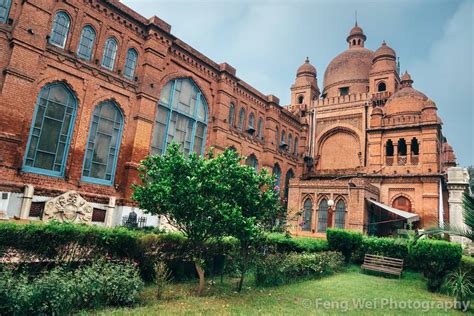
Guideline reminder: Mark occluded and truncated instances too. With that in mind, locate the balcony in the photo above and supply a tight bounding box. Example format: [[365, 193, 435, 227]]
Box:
[[398, 155, 407, 166], [411, 155, 419, 165], [386, 156, 394, 166]]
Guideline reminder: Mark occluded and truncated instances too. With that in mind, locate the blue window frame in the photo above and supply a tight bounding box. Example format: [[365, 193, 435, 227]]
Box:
[[335, 200, 346, 229], [0, 0, 11, 23], [228, 103, 235, 126], [81, 101, 123, 185], [101, 38, 118, 71], [272, 164, 281, 189], [302, 199, 312, 232], [123, 48, 138, 80], [77, 25, 96, 60], [23, 83, 77, 177], [49, 11, 70, 48], [257, 118, 263, 139], [150, 78, 208, 156], [245, 154, 258, 171], [318, 199, 328, 232]]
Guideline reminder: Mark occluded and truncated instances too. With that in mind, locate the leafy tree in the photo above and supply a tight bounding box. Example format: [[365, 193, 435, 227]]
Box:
[[214, 149, 281, 292], [132, 143, 233, 295]]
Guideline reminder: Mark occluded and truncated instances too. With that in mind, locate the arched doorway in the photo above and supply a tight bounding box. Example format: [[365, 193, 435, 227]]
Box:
[[392, 196, 412, 212]]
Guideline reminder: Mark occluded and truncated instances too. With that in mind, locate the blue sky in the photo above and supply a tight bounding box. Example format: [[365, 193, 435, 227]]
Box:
[[123, 0, 473, 167]]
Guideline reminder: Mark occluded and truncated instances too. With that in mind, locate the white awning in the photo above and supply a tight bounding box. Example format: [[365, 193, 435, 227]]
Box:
[[367, 199, 420, 224]]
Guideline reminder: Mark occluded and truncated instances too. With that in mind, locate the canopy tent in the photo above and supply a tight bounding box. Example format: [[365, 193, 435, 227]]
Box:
[[366, 199, 420, 224]]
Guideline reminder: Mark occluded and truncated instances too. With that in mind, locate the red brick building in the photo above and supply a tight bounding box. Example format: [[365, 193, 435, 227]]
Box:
[[0, 1, 457, 235]]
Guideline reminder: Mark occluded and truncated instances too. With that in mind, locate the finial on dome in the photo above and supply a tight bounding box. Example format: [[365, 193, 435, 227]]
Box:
[[382, 40, 386, 46], [305, 56, 309, 63], [355, 10, 358, 26], [401, 70, 413, 87]]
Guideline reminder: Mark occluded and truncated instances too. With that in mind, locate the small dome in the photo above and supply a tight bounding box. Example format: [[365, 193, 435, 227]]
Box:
[[423, 99, 437, 110], [347, 23, 366, 43], [297, 57, 317, 77], [385, 72, 428, 115], [373, 41, 396, 62]]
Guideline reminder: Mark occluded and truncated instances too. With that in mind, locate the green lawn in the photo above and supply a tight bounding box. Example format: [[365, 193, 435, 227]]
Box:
[[95, 266, 471, 315]]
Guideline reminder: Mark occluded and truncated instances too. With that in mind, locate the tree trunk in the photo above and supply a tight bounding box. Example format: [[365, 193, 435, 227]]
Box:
[[194, 260, 205, 296], [237, 243, 248, 292]]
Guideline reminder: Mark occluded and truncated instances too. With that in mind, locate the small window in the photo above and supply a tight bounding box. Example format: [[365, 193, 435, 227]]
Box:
[[275, 127, 279, 146], [245, 154, 258, 171], [228, 103, 235, 126], [294, 137, 299, 154], [77, 25, 96, 60], [398, 138, 407, 156], [386, 139, 394, 157], [281, 130, 286, 145], [357, 39, 361, 45], [377, 82, 386, 92], [248, 112, 255, 129], [30, 202, 45, 218], [339, 87, 349, 96], [297, 95, 304, 104], [0, 0, 12, 24], [257, 118, 264, 139], [411, 138, 419, 155], [49, 11, 71, 48], [335, 200, 346, 229], [317, 199, 328, 232], [302, 199, 312, 232], [272, 163, 281, 189], [123, 48, 138, 80], [288, 134, 292, 152], [101, 38, 118, 71], [237, 108, 245, 131]]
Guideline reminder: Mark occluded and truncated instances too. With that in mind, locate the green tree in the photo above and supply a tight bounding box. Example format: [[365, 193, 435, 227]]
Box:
[[215, 149, 281, 292], [132, 143, 233, 295]]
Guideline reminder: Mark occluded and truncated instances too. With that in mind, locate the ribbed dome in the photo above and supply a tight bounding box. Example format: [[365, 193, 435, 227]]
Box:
[[384, 72, 428, 115], [373, 41, 396, 62], [297, 57, 317, 77], [350, 25, 364, 36], [323, 47, 374, 95]]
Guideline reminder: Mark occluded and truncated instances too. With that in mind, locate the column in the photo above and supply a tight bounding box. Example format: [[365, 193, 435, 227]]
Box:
[[104, 197, 116, 227], [19, 184, 34, 219]]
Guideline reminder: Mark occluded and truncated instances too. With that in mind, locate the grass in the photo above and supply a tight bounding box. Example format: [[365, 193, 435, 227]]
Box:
[[94, 266, 471, 315]]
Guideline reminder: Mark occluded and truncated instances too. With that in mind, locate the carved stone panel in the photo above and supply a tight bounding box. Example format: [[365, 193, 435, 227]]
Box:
[[43, 191, 93, 224]]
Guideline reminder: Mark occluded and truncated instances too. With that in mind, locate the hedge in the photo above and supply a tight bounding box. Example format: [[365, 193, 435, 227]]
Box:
[[255, 251, 344, 287], [265, 233, 328, 253], [327, 229, 362, 262], [353, 236, 409, 264]]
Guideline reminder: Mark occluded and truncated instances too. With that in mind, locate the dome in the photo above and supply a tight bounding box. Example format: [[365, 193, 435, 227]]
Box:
[[373, 41, 396, 62], [347, 23, 367, 42], [384, 71, 428, 115], [322, 47, 374, 96], [297, 57, 317, 77]]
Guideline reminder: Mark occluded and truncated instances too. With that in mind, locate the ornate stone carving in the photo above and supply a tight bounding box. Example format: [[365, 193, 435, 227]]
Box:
[[43, 191, 93, 224]]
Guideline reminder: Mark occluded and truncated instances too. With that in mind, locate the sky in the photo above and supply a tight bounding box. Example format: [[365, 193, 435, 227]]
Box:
[[122, 0, 473, 167]]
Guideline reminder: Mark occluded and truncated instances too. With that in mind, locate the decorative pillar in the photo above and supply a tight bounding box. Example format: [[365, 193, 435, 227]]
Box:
[[104, 197, 116, 227], [19, 184, 34, 219], [447, 167, 470, 246]]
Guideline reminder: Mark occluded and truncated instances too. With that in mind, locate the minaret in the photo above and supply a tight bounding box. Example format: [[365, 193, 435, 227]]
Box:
[[346, 22, 366, 48], [290, 57, 319, 109]]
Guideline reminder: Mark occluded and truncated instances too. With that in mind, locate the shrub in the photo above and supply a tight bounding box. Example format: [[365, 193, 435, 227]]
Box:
[[461, 256, 474, 276], [255, 251, 344, 287], [410, 239, 462, 292], [326, 229, 362, 262], [354, 237, 409, 264], [0, 261, 144, 314], [265, 233, 328, 253], [155, 261, 172, 299]]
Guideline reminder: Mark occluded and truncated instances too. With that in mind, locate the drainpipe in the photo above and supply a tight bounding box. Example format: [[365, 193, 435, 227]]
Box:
[[19, 184, 34, 219], [439, 179, 444, 227]]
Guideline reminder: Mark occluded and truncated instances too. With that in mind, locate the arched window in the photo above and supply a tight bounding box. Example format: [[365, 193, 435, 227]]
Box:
[[23, 83, 77, 176], [77, 25, 96, 60], [411, 137, 419, 155], [150, 78, 208, 156], [275, 127, 279, 146], [248, 112, 255, 129], [49, 11, 70, 48], [82, 101, 123, 185], [297, 95, 304, 104], [398, 138, 407, 156], [238, 108, 245, 131], [288, 134, 292, 152], [294, 137, 299, 155], [245, 154, 258, 171], [358, 39, 361, 45], [0, 0, 12, 23], [317, 199, 328, 232], [281, 130, 286, 145], [284, 169, 294, 205], [302, 199, 312, 232], [123, 48, 138, 80], [228, 103, 235, 126], [335, 200, 346, 229], [272, 164, 281, 189], [101, 38, 118, 71], [257, 118, 264, 139], [392, 196, 412, 212], [386, 139, 394, 156], [377, 82, 386, 92]]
